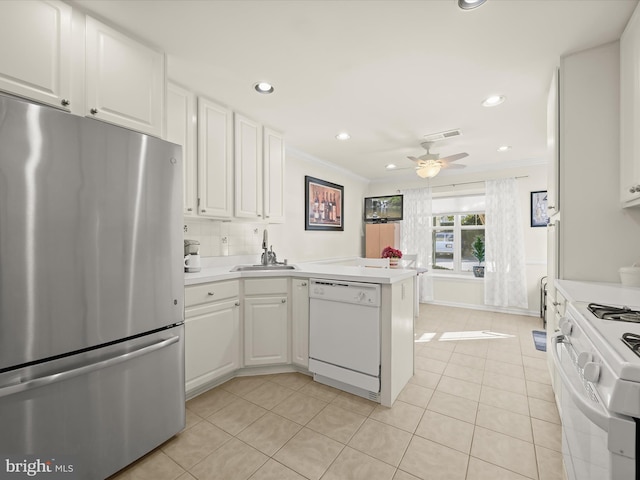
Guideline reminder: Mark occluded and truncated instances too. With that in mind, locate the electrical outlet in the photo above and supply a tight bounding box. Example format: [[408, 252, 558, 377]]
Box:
[[184, 225, 188, 233], [222, 236, 228, 244]]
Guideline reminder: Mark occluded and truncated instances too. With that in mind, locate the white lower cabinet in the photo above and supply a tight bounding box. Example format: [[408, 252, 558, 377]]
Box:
[[291, 279, 309, 368], [184, 280, 240, 393], [243, 278, 289, 366]]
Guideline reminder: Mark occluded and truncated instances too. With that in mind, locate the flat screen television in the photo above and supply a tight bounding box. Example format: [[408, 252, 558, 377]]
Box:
[[364, 194, 403, 222]]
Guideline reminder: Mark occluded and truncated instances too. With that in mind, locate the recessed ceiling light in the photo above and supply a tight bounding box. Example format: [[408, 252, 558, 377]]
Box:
[[482, 95, 505, 107], [336, 132, 351, 140], [458, 0, 487, 10], [254, 82, 274, 94], [497, 145, 511, 152], [385, 164, 397, 170]]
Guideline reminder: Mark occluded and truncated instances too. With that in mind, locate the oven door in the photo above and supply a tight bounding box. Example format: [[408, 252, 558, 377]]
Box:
[[551, 333, 636, 480]]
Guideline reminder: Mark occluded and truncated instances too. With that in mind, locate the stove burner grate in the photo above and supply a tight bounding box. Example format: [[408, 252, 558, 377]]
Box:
[[588, 303, 640, 322], [622, 333, 640, 357]]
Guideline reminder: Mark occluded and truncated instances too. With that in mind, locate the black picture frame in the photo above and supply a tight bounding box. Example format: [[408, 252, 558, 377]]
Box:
[[305, 176, 344, 231], [530, 190, 549, 227]]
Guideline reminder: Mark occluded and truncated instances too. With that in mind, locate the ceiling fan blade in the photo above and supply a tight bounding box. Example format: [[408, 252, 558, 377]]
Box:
[[407, 156, 421, 162], [441, 163, 466, 169], [439, 152, 468, 163]]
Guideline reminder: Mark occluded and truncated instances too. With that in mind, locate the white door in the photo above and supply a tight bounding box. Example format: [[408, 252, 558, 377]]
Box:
[[291, 279, 309, 368], [85, 16, 164, 137], [167, 82, 197, 216], [234, 113, 262, 219], [197, 97, 233, 218], [185, 299, 240, 392], [244, 296, 288, 366], [0, 0, 72, 109], [263, 127, 285, 223]]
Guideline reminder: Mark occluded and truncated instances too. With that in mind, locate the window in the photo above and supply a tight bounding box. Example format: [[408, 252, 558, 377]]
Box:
[[430, 196, 485, 274]]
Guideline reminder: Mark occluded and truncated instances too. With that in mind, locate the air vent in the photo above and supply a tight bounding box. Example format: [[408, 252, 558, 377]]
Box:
[[423, 129, 462, 142]]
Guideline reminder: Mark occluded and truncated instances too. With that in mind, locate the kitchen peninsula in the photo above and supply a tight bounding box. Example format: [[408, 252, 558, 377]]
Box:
[[184, 261, 415, 407]]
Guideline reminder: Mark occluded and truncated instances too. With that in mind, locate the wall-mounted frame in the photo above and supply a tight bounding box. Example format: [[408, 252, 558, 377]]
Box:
[[530, 190, 549, 227], [305, 176, 344, 231]]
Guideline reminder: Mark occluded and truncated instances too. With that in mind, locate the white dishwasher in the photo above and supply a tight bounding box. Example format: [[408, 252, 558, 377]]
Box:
[[308, 278, 381, 400]]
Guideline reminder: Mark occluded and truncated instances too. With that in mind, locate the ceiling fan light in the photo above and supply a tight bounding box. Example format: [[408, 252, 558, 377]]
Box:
[[385, 163, 397, 170], [416, 164, 441, 178]]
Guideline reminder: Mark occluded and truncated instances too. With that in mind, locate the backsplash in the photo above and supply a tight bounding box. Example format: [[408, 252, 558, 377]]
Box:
[[183, 219, 265, 257]]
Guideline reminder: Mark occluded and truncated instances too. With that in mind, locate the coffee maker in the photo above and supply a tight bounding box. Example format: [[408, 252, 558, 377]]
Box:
[[184, 239, 201, 273]]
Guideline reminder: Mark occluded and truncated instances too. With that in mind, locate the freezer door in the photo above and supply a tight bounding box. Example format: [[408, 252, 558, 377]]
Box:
[[0, 93, 184, 369], [0, 326, 185, 479]]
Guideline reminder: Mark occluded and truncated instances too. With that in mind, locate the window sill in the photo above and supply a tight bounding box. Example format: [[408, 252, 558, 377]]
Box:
[[427, 272, 484, 282]]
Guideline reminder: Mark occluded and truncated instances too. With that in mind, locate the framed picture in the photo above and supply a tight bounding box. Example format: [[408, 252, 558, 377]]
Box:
[[305, 176, 344, 231], [530, 190, 549, 227]]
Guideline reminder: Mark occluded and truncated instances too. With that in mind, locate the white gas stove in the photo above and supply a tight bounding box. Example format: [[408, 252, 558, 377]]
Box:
[[555, 298, 640, 480]]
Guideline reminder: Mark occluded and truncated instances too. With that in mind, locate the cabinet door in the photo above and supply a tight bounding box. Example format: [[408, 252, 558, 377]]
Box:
[[365, 223, 398, 258], [0, 0, 72, 109], [197, 97, 233, 218], [244, 296, 288, 366], [234, 114, 263, 219], [291, 279, 309, 368], [185, 299, 240, 393], [621, 7, 640, 206], [85, 16, 164, 137], [546, 69, 560, 215], [263, 128, 285, 223], [167, 82, 197, 216]]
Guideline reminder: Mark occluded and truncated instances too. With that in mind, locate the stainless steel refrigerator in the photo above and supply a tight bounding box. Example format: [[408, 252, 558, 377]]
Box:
[[0, 93, 185, 479]]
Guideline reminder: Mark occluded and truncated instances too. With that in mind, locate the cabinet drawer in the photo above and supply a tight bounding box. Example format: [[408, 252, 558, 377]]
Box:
[[185, 280, 239, 307], [244, 278, 288, 295]]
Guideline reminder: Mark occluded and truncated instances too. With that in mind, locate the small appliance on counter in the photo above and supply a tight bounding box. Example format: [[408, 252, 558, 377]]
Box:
[[184, 239, 201, 272], [619, 263, 640, 287]]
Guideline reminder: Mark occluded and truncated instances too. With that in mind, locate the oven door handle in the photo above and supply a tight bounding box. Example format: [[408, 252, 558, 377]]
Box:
[[550, 333, 610, 432]]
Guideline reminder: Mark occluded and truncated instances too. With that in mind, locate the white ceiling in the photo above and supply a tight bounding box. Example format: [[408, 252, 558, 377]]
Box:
[[72, 0, 637, 181]]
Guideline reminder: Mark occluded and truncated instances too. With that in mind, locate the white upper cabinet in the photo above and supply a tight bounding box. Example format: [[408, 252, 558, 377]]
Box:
[[621, 4, 640, 207], [0, 0, 72, 109], [167, 82, 197, 216], [234, 114, 263, 219], [198, 97, 233, 218], [263, 128, 286, 223], [85, 16, 165, 137]]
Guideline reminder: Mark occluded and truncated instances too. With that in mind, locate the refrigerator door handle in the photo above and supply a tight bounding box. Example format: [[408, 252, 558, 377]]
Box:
[[0, 335, 180, 399]]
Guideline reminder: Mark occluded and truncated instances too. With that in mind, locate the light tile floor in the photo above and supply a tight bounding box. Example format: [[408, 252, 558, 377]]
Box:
[[110, 304, 564, 480]]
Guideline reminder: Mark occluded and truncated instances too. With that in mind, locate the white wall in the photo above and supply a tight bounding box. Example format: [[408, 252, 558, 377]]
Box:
[[267, 148, 369, 263], [367, 163, 548, 316], [560, 41, 640, 283]]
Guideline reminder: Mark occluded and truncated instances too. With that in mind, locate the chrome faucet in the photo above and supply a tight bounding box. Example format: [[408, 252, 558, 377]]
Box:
[[261, 229, 269, 265], [260, 228, 281, 265]]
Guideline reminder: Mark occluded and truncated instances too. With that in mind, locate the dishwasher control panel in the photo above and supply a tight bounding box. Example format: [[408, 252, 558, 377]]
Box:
[[309, 279, 380, 307]]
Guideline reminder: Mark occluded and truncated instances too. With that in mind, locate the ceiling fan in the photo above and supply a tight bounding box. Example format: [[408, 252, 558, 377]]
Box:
[[405, 141, 468, 178]]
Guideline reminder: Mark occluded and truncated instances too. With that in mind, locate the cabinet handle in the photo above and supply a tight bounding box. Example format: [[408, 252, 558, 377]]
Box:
[[235, 301, 240, 307], [552, 301, 561, 306], [187, 208, 193, 212], [61, 98, 70, 107], [201, 209, 206, 213], [257, 214, 262, 217], [207, 292, 214, 296], [301, 282, 307, 286], [90, 108, 98, 115], [281, 299, 286, 303], [547, 205, 555, 210]]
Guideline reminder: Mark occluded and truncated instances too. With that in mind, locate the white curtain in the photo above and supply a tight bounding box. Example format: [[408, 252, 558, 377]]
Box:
[[484, 178, 528, 309], [401, 187, 433, 302]]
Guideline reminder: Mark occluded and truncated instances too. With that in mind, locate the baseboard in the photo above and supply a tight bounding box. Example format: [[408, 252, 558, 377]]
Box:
[[424, 300, 540, 318]]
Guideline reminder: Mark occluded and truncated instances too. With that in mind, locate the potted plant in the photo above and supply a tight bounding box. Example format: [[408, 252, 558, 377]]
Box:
[[381, 246, 403, 268], [471, 235, 485, 277]]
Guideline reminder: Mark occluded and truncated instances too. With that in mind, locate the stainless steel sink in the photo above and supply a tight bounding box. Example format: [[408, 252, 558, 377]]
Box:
[[230, 264, 297, 272]]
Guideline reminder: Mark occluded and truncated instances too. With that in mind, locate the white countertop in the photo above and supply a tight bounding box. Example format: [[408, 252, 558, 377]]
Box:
[[556, 279, 640, 307], [184, 261, 417, 286]]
